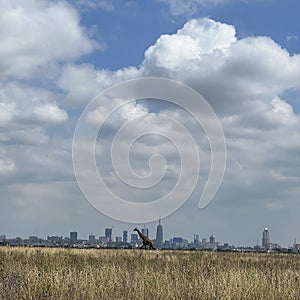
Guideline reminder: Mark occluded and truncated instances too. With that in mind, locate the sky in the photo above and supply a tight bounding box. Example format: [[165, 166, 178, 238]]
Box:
[[0, 0, 300, 247]]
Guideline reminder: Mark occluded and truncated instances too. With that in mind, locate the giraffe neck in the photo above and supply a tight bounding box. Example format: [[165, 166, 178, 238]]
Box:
[[136, 229, 145, 240]]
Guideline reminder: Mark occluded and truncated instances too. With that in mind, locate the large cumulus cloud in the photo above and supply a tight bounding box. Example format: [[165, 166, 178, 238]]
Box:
[[0, 0, 100, 80]]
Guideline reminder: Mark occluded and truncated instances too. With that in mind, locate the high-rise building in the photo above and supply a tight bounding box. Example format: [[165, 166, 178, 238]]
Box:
[[89, 234, 96, 244], [209, 234, 215, 244], [105, 228, 112, 242], [194, 234, 199, 245], [172, 237, 183, 244], [131, 233, 138, 244], [155, 219, 163, 248], [70, 231, 78, 243], [116, 237, 122, 243], [262, 227, 270, 249], [123, 230, 128, 243], [141, 228, 149, 237]]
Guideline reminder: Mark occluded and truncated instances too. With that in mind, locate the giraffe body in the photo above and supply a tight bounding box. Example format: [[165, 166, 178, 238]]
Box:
[[133, 228, 155, 250]]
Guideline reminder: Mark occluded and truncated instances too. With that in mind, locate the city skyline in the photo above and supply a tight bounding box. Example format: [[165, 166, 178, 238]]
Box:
[[1, 222, 297, 249]]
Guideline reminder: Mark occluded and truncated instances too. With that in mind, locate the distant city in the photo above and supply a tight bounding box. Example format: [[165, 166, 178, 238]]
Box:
[[1, 221, 300, 253]]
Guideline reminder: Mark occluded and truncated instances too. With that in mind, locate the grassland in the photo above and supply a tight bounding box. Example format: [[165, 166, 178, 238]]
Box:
[[0, 247, 300, 299]]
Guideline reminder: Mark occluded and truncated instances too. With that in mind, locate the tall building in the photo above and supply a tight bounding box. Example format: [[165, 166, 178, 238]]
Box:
[[262, 227, 270, 250], [105, 228, 112, 242], [209, 234, 217, 250], [141, 228, 149, 237], [131, 233, 138, 244], [155, 219, 163, 248], [123, 230, 128, 243], [89, 234, 96, 244], [70, 231, 78, 243], [116, 237, 122, 243]]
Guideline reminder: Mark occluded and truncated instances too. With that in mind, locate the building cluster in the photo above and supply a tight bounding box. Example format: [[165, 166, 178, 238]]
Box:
[[0, 224, 299, 253]]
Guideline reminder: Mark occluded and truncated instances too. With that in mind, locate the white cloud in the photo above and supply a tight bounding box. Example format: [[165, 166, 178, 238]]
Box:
[[0, 158, 15, 174], [144, 18, 236, 75], [74, 0, 114, 11], [286, 33, 298, 42], [223, 37, 300, 92], [58, 64, 102, 106], [177, 18, 236, 51], [32, 103, 68, 124], [0, 128, 49, 145], [0, 102, 17, 126], [267, 97, 297, 125], [159, 0, 266, 16], [0, 81, 68, 127], [0, 0, 100, 80], [86, 100, 148, 128], [158, 0, 240, 16], [58, 64, 142, 106], [141, 18, 300, 122]]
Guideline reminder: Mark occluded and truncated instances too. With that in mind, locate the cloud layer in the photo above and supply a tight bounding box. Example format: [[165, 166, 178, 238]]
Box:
[[0, 2, 299, 245]]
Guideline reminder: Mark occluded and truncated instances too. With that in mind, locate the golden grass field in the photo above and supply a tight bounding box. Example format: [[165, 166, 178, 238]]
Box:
[[0, 246, 300, 299]]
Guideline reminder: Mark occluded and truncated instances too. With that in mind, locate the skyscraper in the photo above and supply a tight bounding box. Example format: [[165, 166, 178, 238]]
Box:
[[123, 230, 128, 243], [131, 233, 138, 244], [89, 234, 96, 244], [155, 219, 163, 248], [105, 228, 112, 242], [262, 227, 270, 250], [70, 231, 77, 243]]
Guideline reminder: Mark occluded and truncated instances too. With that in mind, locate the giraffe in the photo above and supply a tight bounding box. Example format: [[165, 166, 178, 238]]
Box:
[[133, 228, 155, 250]]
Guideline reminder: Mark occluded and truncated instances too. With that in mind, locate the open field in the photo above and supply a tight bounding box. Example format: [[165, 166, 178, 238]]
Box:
[[0, 247, 300, 299]]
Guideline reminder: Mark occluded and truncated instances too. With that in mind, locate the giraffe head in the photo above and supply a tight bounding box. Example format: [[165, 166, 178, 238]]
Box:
[[133, 227, 138, 232]]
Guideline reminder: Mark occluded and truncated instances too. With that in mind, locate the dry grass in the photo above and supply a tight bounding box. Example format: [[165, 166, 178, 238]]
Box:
[[0, 247, 300, 299]]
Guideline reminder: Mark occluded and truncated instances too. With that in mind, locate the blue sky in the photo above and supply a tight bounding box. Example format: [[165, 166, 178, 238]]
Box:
[[0, 0, 300, 247], [79, 0, 300, 69]]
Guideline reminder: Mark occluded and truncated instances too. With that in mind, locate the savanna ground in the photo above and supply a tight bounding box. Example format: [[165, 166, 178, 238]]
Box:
[[0, 247, 299, 299]]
